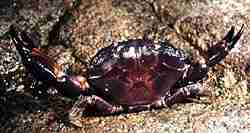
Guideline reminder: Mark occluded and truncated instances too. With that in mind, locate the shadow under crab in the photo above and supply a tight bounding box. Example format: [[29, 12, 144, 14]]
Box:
[[8, 24, 243, 124]]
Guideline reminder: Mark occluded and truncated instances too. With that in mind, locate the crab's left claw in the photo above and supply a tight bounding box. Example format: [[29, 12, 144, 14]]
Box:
[[9, 25, 88, 98], [207, 25, 244, 67], [183, 25, 244, 84]]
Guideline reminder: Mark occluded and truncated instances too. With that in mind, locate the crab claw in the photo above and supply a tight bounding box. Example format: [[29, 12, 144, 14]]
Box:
[[207, 25, 244, 67], [9, 25, 60, 83], [9, 25, 87, 98], [183, 25, 244, 84]]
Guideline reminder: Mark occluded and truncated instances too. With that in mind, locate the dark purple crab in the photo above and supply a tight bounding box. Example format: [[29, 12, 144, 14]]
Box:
[[9, 25, 243, 118]]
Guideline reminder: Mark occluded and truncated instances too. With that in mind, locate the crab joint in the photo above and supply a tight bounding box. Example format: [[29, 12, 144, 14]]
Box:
[[69, 76, 90, 91]]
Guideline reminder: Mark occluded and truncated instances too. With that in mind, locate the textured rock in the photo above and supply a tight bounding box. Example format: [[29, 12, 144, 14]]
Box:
[[1, 0, 250, 132]]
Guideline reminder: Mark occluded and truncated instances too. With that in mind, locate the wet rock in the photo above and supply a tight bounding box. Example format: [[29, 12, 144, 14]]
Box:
[[0, 0, 15, 37], [193, 105, 250, 133], [0, 0, 68, 46], [1, 0, 250, 132]]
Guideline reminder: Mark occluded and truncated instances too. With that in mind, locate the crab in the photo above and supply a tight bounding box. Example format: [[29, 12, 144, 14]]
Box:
[[9, 25, 243, 120]]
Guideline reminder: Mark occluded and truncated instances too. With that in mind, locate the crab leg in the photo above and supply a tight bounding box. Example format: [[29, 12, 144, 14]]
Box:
[[68, 83, 209, 119], [207, 25, 244, 67], [69, 95, 158, 118], [69, 95, 124, 117], [69, 83, 208, 117], [9, 25, 87, 98], [162, 83, 210, 106]]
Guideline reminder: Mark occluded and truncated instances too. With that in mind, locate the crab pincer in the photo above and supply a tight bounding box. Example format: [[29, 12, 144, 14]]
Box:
[[184, 25, 244, 83], [207, 25, 244, 67], [9, 25, 87, 98]]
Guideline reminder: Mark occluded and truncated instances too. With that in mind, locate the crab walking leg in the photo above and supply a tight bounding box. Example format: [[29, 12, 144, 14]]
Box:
[[162, 83, 210, 106], [69, 95, 162, 118], [121, 102, 164, 113], [125, 84, 210, 112], [69, 95, 124, 118]]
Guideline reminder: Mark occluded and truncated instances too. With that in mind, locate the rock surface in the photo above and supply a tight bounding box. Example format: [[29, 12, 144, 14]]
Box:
[[1, 0, 250, 132]]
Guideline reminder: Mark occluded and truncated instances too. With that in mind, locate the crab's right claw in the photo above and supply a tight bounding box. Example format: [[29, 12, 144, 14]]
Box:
[[207, 25, 244, 67], [9, 25, 88, 98], [9, 25, 60, 84]]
